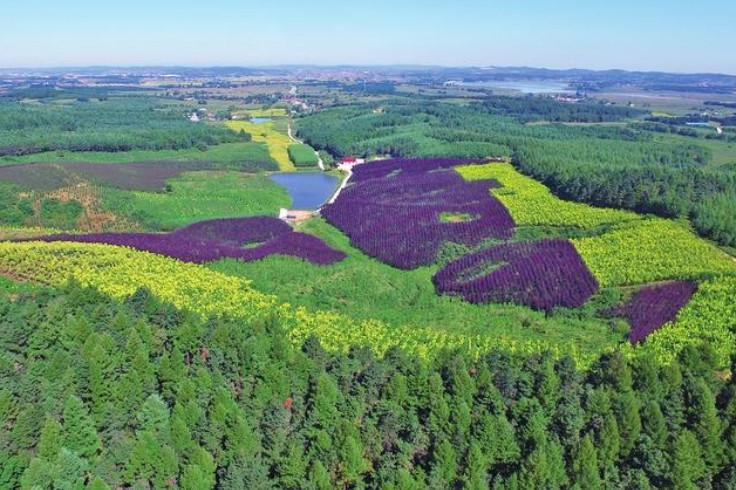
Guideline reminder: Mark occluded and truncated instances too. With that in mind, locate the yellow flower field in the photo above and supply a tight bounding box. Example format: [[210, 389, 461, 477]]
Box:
[[457, 163, 640, 228], [226, 120, 295, 171], [572, 219, 736, 287]]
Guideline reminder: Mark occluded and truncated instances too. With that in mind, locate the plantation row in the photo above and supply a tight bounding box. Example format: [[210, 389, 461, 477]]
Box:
[[321, 158, 735, 348], [25, 217, 346, 266], [322, 158, 515, 269]]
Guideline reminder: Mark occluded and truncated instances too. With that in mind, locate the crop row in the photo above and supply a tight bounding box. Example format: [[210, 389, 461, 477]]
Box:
[[321, 158, 515, 269], [434, 239, 598, 311], [572, 218, 736, 287], [23, 217, 346, 266], [456, 163, 641, 228]]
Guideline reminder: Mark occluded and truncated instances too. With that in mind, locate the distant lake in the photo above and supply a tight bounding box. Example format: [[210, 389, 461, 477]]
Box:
[[250, 117, 273, 124], [452, 80, 575, 94], [269, 173, 340, 210]]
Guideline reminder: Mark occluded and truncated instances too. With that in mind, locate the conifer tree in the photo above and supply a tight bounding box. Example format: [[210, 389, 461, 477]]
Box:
[[62, 395, 100, 459]]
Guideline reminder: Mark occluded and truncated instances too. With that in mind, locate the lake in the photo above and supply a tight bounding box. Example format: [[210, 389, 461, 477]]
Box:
[[250, 117, 273, 124], [269, 173, 340, 210], [452, 80, 575, 94]]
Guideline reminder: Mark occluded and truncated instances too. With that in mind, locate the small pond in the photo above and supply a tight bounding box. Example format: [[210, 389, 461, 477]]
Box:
[[269, 172, 340, 210], [250, 117, 273, 124]]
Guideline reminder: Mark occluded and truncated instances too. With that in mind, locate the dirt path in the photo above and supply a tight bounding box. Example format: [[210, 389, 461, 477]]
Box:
[[327, 168, 352, 205], [287, 124, 300, 143]]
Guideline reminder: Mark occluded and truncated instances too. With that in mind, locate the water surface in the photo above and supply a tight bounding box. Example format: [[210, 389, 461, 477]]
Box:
[[452, 80, 575, 94], [269, 173, 339, 209]]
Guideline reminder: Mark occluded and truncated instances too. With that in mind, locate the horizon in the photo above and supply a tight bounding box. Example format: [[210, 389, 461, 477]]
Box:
[[2, 0, 734, 74], [2, 63, 736, 78]]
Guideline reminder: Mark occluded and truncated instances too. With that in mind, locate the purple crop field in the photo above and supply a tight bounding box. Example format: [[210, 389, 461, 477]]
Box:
[[26, 216, 346, 265], [612, 281, 698, 344], [321, 158, 515, 269], [433, 239, 599, 311]]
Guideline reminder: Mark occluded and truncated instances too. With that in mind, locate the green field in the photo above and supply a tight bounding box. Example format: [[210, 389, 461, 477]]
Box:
[[102, 171, 290, 230], [288, 143, 319, 167], [0, 141, 277, 170]]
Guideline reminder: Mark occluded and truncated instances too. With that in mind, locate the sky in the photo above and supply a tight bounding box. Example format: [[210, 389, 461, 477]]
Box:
[[2, 0, 735, 74]]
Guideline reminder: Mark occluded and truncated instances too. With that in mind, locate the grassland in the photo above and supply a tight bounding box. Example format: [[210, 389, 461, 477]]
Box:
[[101, 171, 290, 230], [226, 120, 296, 171], [209, 217, 625, 357]]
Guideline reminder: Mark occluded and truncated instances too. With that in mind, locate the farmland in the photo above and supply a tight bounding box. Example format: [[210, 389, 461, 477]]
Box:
[[2, 72, 736, 488], [226, 119, 296, 171]]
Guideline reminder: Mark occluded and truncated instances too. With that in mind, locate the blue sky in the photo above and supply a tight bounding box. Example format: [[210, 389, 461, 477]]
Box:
[[2, 0, 734, 73]]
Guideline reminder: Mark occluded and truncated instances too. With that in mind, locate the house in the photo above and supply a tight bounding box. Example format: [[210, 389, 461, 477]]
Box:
[[188, 113, 200, 123], [341, 156, 365, 166]]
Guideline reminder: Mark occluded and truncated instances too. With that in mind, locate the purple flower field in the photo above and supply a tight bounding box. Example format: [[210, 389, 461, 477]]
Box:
[[25, 217, 346, 266], [321, 158, 515, 269], [613, 281, 698, 344], [433, 239, 599, 311]]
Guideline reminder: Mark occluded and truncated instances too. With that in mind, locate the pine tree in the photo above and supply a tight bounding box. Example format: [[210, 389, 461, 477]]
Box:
[[340, 435, 369, 485], [685, 376, 724, 471], [641, 400, 668, 448], [614, 389, 641, 456], [38, 416, 63, 460], [308, 460, 332, 490], [429, 439, 457, 487], [463, 442, 489, 489], [220, 453, 273, 490], [88, 476, 112, 490], [571, 435, 602, 490], [671, 430, 706, 490], [518, 438, 568, 489], [62, 395, 100, 459]]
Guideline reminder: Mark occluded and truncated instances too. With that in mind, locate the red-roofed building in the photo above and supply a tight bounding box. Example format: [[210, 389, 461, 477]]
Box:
[[341, 156, 365, 166]]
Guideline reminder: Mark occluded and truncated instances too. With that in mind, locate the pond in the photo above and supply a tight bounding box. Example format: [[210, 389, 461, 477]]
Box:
[[250, 117, 273, 124], [269, 172, 340, 210]]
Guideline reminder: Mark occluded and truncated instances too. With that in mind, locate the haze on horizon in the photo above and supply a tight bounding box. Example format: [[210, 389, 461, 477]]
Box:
[[2, 0, 735, 75]]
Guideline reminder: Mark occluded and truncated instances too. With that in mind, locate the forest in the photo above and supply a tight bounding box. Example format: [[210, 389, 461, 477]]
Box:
[[0, 92, 248, 157], [2, 281, 736, 489], [295, 98, 736, 247]]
